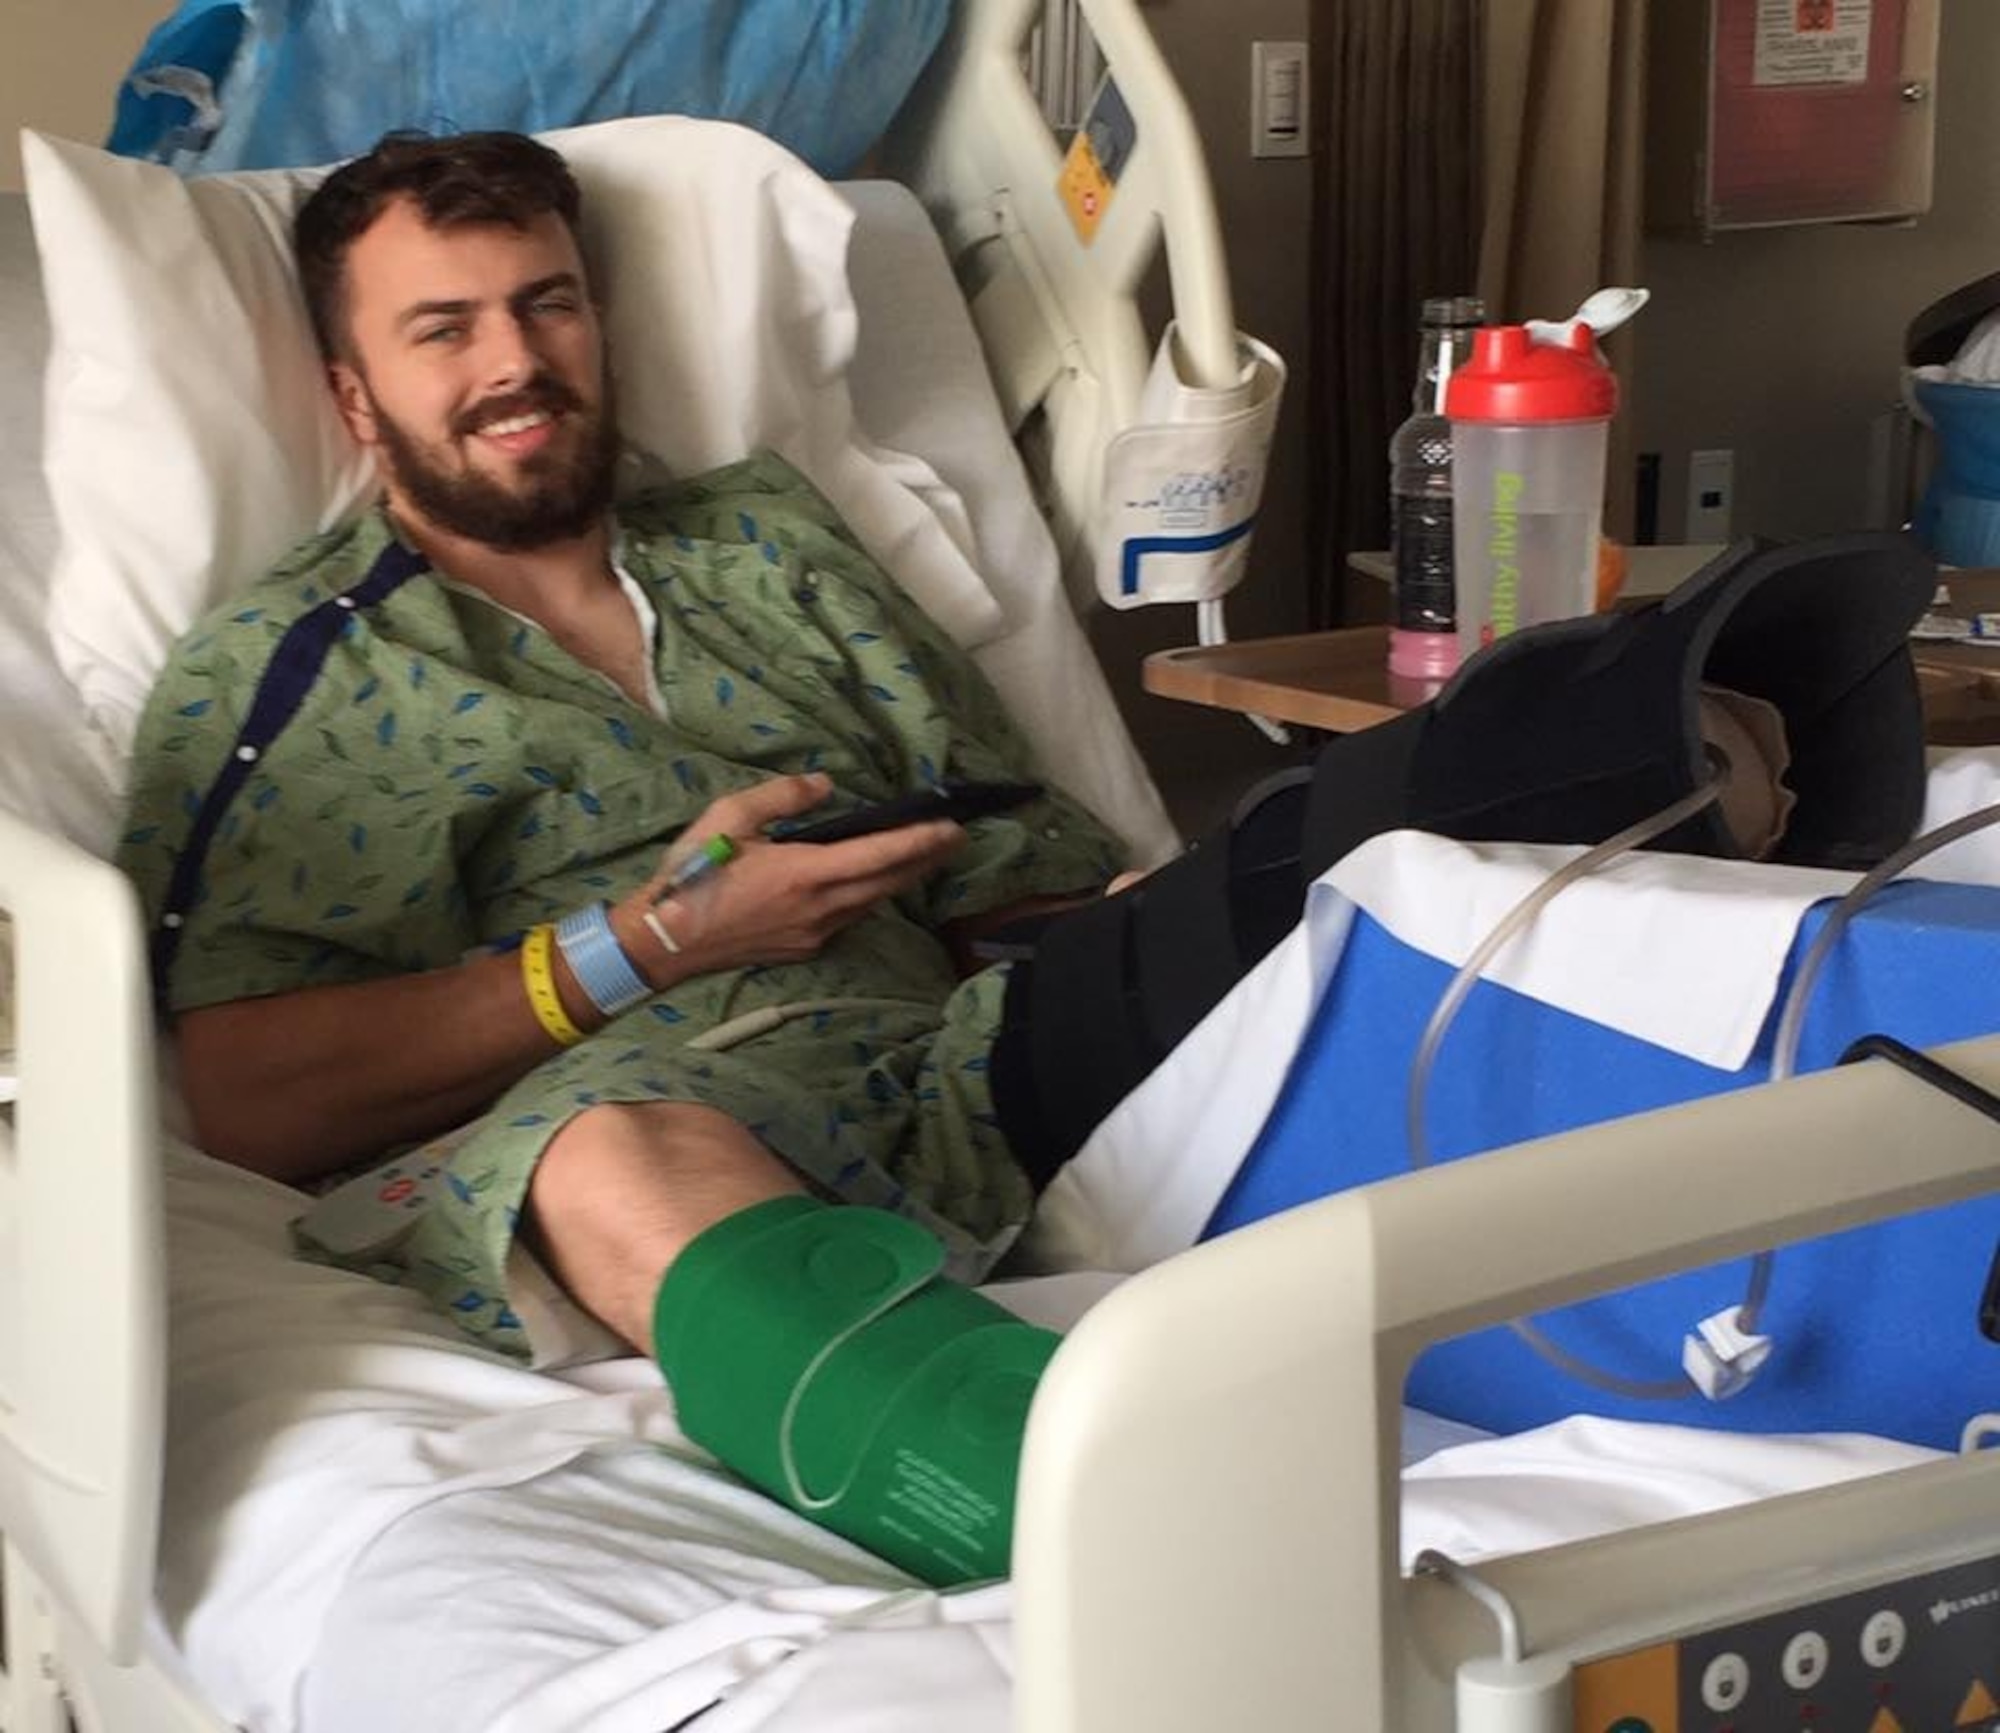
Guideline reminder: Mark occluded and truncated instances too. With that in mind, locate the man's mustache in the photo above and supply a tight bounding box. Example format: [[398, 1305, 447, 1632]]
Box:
[[454, 376, 586, 438]]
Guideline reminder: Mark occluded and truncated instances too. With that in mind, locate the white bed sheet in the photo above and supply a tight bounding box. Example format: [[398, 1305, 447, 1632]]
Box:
[[157, 1129, 1934, 1733]]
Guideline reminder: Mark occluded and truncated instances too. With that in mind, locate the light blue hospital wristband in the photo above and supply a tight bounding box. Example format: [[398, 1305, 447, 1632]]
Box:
[[554, 902, 653, 1019]]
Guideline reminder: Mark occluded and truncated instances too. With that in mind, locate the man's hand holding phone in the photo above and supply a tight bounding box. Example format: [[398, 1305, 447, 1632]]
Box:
[[607, 774, 1005, 986], [772, 779, 1044, 845]]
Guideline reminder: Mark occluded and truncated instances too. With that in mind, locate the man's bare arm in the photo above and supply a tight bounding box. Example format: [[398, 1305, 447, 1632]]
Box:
[[173, 774, 966, 1184], [176, 948, 584, 1183]]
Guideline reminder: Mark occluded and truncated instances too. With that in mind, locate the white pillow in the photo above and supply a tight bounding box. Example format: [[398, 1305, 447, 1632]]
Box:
[[24, 117, 1005, 768]]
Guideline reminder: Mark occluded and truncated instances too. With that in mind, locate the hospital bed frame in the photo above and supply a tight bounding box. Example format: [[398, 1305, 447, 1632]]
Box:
[[1019, 1031, 2000, 1729], [13, 782, 2000, 1733], [5, 3, 1998, 1731]]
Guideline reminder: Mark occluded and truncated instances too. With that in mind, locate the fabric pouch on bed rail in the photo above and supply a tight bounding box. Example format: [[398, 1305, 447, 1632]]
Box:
[[1094, 323, 1286, 609]]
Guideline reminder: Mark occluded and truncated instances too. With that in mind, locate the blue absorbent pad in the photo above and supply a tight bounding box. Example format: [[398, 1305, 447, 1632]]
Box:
[[1203, 879, 2000, 1450], [107, 0, 954, 178]]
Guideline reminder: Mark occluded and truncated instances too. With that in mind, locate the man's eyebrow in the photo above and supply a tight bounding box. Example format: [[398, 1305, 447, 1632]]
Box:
[[392, 275, 584, 332], [512, 272, 584, 306], [395, 298, 476, 332]]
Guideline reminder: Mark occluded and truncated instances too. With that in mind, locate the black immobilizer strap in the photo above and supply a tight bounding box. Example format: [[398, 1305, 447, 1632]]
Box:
[[149, 541, 431, 1012], [992, 780, 1311, 1182]]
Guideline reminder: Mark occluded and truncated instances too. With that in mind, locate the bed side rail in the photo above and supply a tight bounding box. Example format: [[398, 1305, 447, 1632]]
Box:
[[0, 805, 163, 1668], [1014, 1031, 2000, 1733], [881, 0, 1237, 608]]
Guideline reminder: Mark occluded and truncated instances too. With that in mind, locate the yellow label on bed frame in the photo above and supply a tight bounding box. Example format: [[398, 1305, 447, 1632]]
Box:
[[1057, 74, 1137, 245], [1058, 131, 1115, 243]]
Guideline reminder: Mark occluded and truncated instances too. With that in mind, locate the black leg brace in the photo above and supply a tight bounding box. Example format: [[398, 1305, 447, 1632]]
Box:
[[990, 531, 1939, 1185]]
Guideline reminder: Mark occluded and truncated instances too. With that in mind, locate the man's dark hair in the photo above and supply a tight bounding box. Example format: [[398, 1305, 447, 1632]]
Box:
[[295, 130, 585, 361]]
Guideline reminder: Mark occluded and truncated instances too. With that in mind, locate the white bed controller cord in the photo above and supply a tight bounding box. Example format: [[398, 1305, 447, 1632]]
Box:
[[1406, 783, 2000, 1404], [683, 997, 934, 1052]]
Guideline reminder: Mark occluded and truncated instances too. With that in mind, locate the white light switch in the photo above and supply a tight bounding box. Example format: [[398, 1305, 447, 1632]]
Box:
[[1252, 41, 1309, 159]]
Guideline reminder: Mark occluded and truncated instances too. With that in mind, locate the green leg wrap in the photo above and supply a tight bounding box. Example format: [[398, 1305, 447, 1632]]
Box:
[[652, 1196, 1058, 1586]]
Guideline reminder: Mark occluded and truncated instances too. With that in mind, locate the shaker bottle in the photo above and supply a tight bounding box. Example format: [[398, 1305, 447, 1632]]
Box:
[[1445, 324, 1618, 659]]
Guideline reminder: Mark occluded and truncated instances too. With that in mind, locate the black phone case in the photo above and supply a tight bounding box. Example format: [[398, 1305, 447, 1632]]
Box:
[[779, 780, 1043, 845]]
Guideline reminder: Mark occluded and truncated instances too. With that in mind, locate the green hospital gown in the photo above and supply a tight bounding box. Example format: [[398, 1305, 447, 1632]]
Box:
[[118, 453, 1125, 1357]]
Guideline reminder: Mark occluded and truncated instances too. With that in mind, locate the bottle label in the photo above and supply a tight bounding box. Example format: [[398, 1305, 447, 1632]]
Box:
[[1391, 493, 1456, 633]]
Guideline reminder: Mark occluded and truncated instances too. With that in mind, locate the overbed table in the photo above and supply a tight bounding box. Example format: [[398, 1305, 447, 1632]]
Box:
[[1144, 565, 2000, 745]]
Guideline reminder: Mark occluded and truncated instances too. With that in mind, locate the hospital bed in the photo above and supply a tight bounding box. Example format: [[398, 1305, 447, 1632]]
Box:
[[3, 3, 1999, 1730]]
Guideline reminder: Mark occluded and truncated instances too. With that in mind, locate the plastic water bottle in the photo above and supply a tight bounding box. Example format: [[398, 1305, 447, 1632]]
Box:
[[1388, 296, 1486, 681]]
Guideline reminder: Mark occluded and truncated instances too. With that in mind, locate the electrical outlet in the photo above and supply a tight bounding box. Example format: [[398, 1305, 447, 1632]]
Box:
[[1686, 448, 1735, 542], [1251, 41, 1309, 159]]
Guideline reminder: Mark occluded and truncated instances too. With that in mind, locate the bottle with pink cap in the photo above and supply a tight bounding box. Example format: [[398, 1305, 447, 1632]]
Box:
[[1445, 323, 1618, 661]]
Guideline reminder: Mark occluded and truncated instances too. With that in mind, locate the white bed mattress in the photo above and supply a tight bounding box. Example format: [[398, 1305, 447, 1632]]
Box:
[[0, 183, 1942, 1733]]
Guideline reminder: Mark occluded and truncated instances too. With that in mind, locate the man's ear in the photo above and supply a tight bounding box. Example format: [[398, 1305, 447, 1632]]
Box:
[[328, 359, 379, 447]]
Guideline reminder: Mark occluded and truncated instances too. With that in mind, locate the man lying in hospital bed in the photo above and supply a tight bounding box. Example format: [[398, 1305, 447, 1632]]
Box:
[[114, 105, 1959, 1604], [7, 94, 1996, 1733], [128, 125, 1137, 1588]]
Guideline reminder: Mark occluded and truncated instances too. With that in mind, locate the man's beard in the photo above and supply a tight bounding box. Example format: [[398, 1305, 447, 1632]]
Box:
[[371, 372, 622, 552]]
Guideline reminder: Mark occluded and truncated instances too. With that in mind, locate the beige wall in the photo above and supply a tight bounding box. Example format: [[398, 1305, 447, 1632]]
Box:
[[3, 0, 162, 189], [1632, 0, 2000, 544]]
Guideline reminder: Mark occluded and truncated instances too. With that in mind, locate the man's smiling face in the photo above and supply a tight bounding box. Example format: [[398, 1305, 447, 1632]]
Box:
[[329, 196, 619, 551]]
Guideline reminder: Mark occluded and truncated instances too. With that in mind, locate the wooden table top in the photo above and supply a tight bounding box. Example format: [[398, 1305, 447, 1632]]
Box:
[[1141, 626, 1423, 733], [1145, 614, 2000, 744]]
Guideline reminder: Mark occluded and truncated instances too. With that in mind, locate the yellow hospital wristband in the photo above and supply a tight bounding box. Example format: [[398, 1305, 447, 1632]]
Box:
[[521, 923, 585, 1048]]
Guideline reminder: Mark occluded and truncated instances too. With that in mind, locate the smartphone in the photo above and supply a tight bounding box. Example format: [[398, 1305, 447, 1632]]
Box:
[[775, 779, 1044, 845]]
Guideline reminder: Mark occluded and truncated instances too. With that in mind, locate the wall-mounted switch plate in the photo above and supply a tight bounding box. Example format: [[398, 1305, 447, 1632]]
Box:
[[1686, 447, 1735, 542], [1252, 41, 1309, 159]]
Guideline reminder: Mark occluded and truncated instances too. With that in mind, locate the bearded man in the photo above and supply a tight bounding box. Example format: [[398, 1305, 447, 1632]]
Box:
[[117, 129, 1130, 1586]]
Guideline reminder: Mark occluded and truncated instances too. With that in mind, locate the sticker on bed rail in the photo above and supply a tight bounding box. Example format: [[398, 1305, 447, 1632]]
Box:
[[1058, 76, 1136, 244]]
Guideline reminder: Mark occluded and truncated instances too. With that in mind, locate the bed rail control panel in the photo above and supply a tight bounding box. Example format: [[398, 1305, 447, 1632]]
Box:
[[1570, 1552, 2000, 1733]]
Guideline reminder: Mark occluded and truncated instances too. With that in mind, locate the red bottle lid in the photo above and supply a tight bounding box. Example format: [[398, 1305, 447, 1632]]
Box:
[[1444, 324, 1618, 424]]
